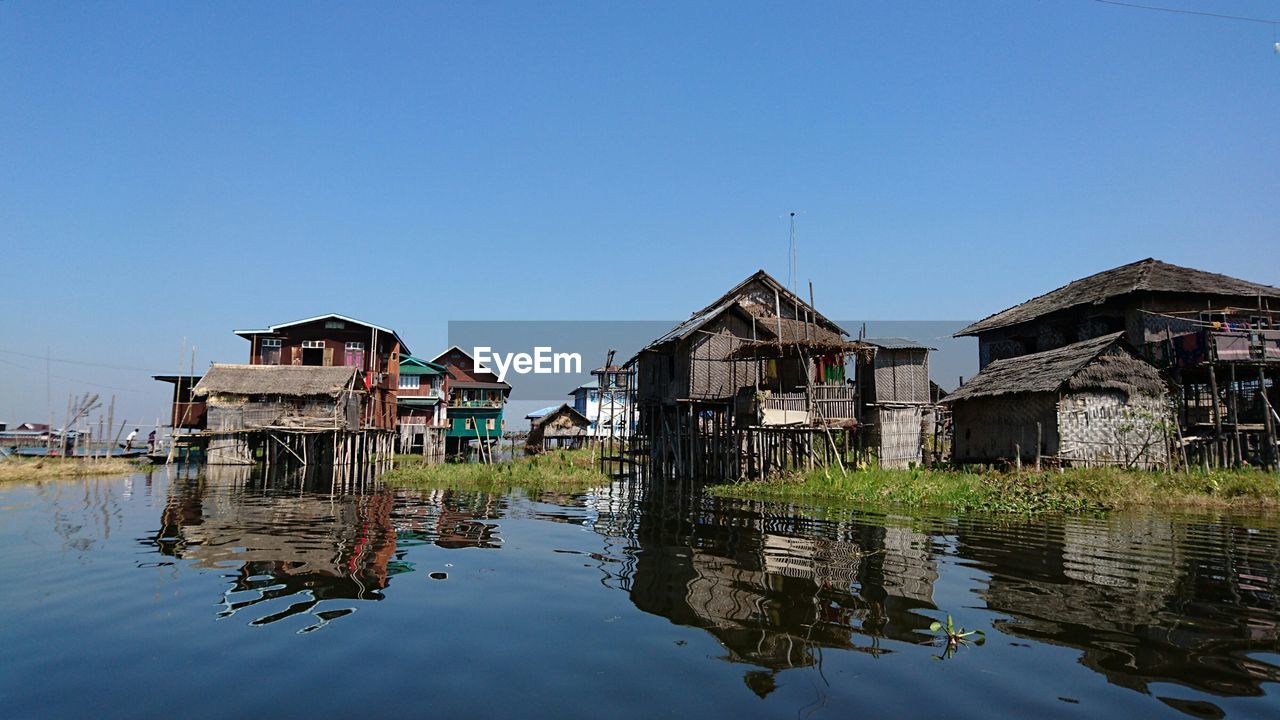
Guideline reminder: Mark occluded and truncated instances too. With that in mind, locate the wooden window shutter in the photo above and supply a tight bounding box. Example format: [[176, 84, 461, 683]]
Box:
[[324, 347, 334, 366]]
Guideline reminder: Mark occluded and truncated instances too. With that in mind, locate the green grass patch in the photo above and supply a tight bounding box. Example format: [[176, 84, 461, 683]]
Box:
[[383, 449, 610, 493], [0, 457, 145, 482], [711, 466, 1280, 515]]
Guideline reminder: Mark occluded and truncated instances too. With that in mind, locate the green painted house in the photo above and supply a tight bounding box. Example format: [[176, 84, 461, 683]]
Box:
[[395, 355, 448, 457], [431, 346, 512, 453]]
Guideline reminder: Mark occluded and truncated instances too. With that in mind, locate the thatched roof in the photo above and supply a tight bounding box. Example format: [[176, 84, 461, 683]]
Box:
[[957, 259, 1280, 337], [727, 317, 865, 359], [941, 333, 1165, 403], [641, 269, 848, 352], [193, 364, 360, 398]]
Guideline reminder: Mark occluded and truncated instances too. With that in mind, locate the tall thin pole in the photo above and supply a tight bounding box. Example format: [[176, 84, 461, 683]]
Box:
[[788, 212, 797, 292]]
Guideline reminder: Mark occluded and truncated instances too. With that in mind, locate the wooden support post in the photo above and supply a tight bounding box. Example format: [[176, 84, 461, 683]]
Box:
[[1208, 365, 1224, 468], [1228, 363, 1242, 467], [1261, 366, 1277, 472], [1035, 422, 1042, 472]]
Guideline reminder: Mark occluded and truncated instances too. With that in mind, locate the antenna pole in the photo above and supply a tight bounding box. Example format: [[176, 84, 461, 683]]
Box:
[[789, 212, 797, 292]]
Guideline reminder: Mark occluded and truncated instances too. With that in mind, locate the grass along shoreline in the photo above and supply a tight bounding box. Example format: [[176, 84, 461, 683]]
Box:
[[383, 449, 610, 493], [0, 457, 146, 482], [711, 466, 1280, 514]]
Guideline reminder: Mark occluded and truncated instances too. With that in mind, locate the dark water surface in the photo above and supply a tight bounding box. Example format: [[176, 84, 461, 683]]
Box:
[[2, 468, 1278, 719]]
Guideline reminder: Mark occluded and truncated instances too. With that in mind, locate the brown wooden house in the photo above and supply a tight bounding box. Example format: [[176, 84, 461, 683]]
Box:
[[234, 314, 410, 431], [631, 269, 861, 479]]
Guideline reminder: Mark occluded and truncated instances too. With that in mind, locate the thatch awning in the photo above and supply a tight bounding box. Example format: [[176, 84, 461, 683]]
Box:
[[941, 332, 1165, 403], [193, 364, 360, 398], [727, 338, 866, 360]]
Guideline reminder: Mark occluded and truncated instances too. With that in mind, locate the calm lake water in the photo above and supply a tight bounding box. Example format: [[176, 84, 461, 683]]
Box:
[[2, 467, 1278, 719]]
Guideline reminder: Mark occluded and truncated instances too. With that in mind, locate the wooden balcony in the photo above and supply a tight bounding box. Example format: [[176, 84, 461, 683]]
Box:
[[760, 384, 856, 424]]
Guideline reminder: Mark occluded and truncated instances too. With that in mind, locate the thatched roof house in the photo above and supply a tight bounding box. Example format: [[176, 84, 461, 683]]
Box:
[[194, 364, 364, 433], [957, 258, 1280, 369], [526, 403, 591, 452], [194, 364, 360, 399], [943, 333, 1169, 467]]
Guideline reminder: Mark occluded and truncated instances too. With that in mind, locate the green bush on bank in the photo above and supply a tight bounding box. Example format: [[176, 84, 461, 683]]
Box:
[[711, 465, 1280, 514]]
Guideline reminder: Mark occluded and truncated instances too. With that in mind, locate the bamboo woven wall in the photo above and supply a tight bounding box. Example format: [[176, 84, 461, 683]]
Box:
[[871, 405, 924, 469], [872, 350, 930, 405], [950, 393, 1060, 463], [1057, 391, 1168, 468]]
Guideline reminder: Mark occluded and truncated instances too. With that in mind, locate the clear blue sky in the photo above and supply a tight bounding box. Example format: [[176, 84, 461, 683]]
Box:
[[2, 1, 1277, 427]]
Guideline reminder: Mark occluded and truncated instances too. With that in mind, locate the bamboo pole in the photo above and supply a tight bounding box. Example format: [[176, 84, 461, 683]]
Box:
[[1260, 367, 1277, 472], [1208, 365, 1224, 468]]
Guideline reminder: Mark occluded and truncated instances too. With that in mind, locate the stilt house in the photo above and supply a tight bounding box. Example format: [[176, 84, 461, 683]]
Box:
[[525, 403, 591, 453], [431, 346, 511, 456], [394, 355, 447, 460], [193, 364, 365, 465], [631, 269, 861, 479], [956, 259, 1279, 469]]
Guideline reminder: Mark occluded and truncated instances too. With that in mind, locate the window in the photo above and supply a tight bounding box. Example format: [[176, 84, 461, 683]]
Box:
[[261, 338, 282, 365], [399, 375, 420, 390], [345, 341, 365, 368], [325, 320, 345, 329], [486, 418, 496, 431], [465, 418, 476, 430], [301, 340, 325, 366]]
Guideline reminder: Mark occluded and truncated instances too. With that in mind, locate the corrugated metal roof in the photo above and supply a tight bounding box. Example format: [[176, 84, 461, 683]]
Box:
[[233, 314, 412, 356], [452, 380, 511, 390], [525, 405, 561, 419], [399, 356, 445, 376], [862, 337, 935, 351], [397, 397, 440, 407]]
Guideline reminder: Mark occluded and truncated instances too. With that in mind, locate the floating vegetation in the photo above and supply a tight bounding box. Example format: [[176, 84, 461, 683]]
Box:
[[0, 457, 144, 482], [384, 449, 609, 493], [928, 614, 985, 660]]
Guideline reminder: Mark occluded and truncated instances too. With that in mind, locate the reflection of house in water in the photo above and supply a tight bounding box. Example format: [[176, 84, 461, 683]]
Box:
[[961, 516, 1280, 705], [152, 468, 405, 629], [389, 487, 505, 550], [597, 494, 939, 693]]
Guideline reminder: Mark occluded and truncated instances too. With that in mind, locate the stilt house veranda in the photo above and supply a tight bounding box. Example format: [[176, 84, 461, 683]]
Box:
[[943, 333, 1170, 468]]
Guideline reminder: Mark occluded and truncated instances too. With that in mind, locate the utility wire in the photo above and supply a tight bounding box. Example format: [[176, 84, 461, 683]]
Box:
[[1093, 0, 1280, 25], [0, 347, 171, 373], [0, 357, 146, 393]]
